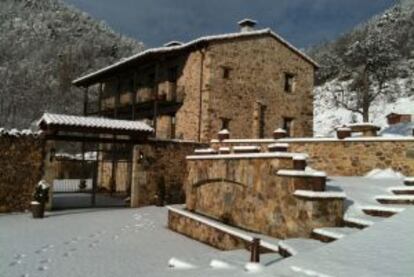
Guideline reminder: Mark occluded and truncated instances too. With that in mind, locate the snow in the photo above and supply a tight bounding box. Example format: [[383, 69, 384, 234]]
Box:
[[266, 207, 414, 277], [293, 154, 308, 161], [219, 147, 231, 152], [38, 113, 154, 133], [233, 146, 261, 152], [314, 78, 414, 137], [218, 129, 230, 135], [267, 143, 289, 148], [212, 138, 276, 143], [194, 148, 217, 154], [168, 257, 197, 269], [209, 259, 234, 269], [294, 190, 346, 199], [380, 122, 414, 137], [186, 152, 303, 160], [244, 262, 264, 273], [277, 169, 327, 178], [405, 177, 414, 183], [0, 128, 41, 137], [312, 227, 358, 240], [365, 168, 405, 179], [375, 195, 414, 201], [74, 29, 318, 85], [278, 136, 414, 142], [273, 128, 287, 133], [278, 239, 324, 256]]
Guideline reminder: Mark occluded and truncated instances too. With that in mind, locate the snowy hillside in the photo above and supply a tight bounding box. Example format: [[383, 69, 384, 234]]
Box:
[[0, 0, 144, 128], [314, 78, 414, 136], [311, 0, 414, 136]]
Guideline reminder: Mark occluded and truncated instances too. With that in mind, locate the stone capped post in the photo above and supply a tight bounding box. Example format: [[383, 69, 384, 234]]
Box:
[[273, 128, 287, 139], [218, 129, 230, 141], [336, 127, 351, 139]]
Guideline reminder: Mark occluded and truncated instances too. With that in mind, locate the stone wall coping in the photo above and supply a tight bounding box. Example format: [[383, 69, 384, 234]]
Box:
[[167, 205, 280, 252], [388, 186, 414, 192], [0, 128, 42, 137], [294, 190, 346, 199], [278, 137, 414, 143], [268, 143, 289, 148], [233, 146, 261, 151], [148, 138, 202, 144], [211, 139, 276, 144], [277, 169, 327, 178], [186, 152, 303, 160], [194, 148, 217, 154]]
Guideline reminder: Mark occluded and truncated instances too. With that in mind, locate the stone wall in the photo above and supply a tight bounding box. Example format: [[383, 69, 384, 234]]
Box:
[[98, 161, 131, 193], [184, 156, 344, 239], [99, 33, 315, 143], [0, 132, 44, 212], [205, 36, 314, 140], [130, 139, 205, 207], [280, 138, 414, 176], [168, 209, 248, 250]]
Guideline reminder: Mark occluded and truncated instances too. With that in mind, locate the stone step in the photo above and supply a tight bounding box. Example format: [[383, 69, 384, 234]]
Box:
[[376, 195, 414, 205], [311, 227, 359, 242], [278, 238, 325, 258], [389, 186, 414, 195], [361, 205, 405, 218], [404, 177, 414, 186], [343, 214, 384, 229], [277, 169, 327, 191]]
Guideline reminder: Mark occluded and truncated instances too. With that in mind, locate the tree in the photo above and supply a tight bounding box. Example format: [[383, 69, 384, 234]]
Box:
[[332, 21, 401, 122]]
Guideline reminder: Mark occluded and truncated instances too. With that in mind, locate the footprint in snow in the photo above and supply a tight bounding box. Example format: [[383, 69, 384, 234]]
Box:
[[113, 235, 119, 240], [20, 274, 30, 277], [38, 265, 48, 271], [9, 260, 22, 266], [40, 258, 52, 264], [14, 253, 26, 259]]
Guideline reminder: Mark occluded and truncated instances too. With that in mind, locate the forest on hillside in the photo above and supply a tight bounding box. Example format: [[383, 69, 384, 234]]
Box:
[[0, 0, 144, 128]]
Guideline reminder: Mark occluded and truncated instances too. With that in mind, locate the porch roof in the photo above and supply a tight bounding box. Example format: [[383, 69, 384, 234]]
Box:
[[38, 113, 153, 138]]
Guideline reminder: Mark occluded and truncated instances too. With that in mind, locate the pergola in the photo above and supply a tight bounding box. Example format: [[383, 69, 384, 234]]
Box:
[[38, 112, 154, 207]]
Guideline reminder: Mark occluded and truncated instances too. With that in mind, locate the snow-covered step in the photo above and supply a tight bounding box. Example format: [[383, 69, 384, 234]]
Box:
[[311, 227, 359, 242], [389, 186, 414, 195], [404, 177, 414, 186], [362, 205, 405, 218], [376, 195, 414, 205], [343, 214, 378, 229], [278, 238, 325, 258], [233, 145, 261, 153], [294, 190, 346, 199], [277, 169, 326, 178], [194, 148, 217, 155], [268, 143, 289, 152]]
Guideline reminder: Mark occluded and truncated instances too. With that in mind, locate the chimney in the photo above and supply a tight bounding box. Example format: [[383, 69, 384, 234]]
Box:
[[238, 18, 257, 32]]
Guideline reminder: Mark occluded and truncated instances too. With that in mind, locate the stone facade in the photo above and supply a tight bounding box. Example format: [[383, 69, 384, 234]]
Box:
[[0, 133, 44, 212], [130, 140, 205, 207], [281, 138, 414, 176], [184, 157, 344, 239], [93, 29, 315, 143]]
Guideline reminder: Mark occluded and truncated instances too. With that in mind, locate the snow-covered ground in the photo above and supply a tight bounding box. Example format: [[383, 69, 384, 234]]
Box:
[[314, 78, 414, 136], [1, 175, 413, 277]]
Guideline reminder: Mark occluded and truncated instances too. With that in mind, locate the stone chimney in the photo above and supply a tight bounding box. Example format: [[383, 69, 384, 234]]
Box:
[[238, 19, 257, 33]]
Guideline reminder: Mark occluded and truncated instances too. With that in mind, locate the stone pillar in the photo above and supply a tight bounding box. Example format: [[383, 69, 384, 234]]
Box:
[[41, 141, 57, 211], [218, 129, 230, 141], [130, 146, 147, 208]]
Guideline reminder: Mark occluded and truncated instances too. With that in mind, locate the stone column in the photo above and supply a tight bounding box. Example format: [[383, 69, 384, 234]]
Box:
[[130, 146, 147, 208]]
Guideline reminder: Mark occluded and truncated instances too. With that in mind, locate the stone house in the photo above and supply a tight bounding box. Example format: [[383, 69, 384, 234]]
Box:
[[386, 112, 413, 125], [73, 19, 318, 143]]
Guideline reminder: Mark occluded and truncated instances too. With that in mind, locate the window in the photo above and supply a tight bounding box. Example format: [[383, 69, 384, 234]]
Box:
[[148, 73, 156, 93], [283, 117, 294, 137], [220, 117, 231, 130], [284, 73, 295, 93], [222, 66, 232, 79], [168, 66, 178, 100]]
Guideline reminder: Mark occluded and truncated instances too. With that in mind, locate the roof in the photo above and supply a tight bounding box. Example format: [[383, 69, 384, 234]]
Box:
[[73, 28, 319, 87], [38, 113, 154, 135], [386, 112, 413, 118]]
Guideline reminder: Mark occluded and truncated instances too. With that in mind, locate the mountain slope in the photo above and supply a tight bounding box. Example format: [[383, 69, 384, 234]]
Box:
[[309, 0, 414, 136], [0, 0, 144, 128]]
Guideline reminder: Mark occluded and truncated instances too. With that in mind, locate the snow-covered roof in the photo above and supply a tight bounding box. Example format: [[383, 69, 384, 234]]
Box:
[[38, 113, 154, 133], [0, 128, 42, 137], [73, 28, 319, 86]]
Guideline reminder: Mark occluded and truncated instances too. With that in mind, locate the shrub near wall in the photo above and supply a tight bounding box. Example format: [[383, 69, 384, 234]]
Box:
[[280, 138, 414, 176], [0, 130, 44, 212]]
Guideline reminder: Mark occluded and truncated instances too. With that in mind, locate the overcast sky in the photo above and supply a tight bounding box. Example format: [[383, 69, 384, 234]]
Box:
[[63, 0, 395, 48]]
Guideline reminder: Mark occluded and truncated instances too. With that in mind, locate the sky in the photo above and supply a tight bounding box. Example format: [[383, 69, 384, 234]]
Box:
[[63, 0, 396, 49]]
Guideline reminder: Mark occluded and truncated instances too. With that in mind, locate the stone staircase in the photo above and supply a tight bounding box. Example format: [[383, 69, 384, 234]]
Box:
[[171, 139, 414, 270]]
